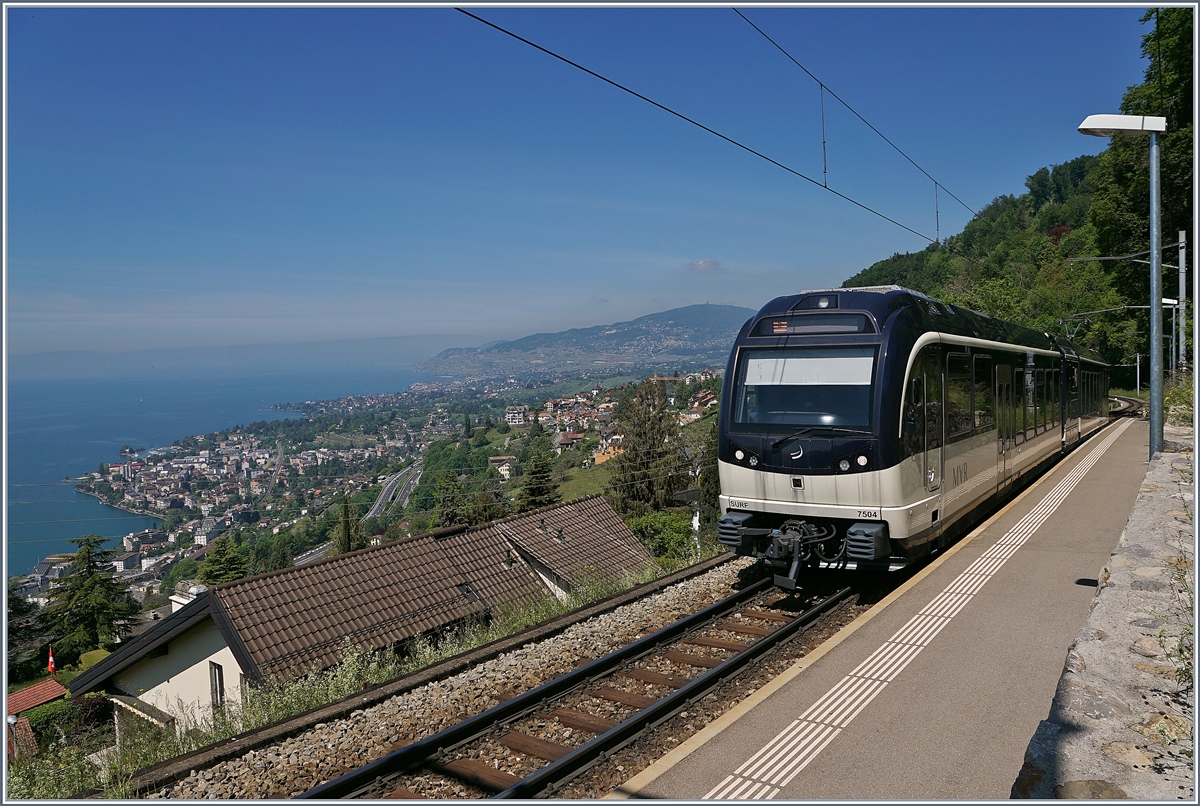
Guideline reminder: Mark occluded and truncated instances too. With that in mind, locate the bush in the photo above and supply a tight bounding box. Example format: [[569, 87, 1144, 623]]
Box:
[[23, 694, 110, 749], [626, 510, 696, 561]]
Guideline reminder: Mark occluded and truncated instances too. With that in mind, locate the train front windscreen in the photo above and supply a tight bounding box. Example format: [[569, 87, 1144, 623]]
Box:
[[730, 345, 876, 433]]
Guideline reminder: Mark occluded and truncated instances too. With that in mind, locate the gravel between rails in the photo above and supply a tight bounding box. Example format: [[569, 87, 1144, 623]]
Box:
[[554, 596, 867, 799], [157, 557, 760, 799]]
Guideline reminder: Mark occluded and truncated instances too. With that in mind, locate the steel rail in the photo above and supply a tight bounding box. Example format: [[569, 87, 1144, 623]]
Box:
[[495, 585, 853, 799], [297, 577, 775, 799]]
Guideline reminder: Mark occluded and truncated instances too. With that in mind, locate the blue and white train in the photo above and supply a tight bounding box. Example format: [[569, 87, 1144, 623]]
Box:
[[716, 286, 1110, 588]]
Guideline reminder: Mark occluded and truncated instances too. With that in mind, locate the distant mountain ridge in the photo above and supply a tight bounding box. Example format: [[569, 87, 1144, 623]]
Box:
[[416, 303, 756, 379]]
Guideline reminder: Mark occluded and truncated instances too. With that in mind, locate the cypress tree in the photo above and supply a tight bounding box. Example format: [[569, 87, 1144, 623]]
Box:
[[328, 498, 367, 556]]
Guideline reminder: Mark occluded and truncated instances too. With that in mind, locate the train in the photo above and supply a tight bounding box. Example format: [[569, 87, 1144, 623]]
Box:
[[715, 285, 1111, 588]]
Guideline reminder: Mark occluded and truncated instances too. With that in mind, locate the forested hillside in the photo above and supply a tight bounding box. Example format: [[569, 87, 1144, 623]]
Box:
[[844, 8, 1192, 371]]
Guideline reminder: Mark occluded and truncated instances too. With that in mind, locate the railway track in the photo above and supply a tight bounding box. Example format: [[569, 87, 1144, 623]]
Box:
[[1110, 394, 1144, 416], [298, 580, 853, 800]]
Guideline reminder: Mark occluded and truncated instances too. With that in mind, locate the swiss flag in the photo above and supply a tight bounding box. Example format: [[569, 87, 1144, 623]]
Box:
[[47, 646, 56, 677]]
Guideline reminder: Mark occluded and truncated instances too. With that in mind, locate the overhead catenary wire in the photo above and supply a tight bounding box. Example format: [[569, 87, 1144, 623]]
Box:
[[454, 7, 934, 244], [732, 8, 979, 219]]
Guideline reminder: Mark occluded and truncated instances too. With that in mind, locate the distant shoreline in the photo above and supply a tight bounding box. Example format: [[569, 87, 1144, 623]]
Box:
[[73, 486, 165, 524]]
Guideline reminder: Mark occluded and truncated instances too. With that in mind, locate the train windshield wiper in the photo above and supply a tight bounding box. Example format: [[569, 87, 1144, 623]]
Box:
[[771, 426, 872, 452]]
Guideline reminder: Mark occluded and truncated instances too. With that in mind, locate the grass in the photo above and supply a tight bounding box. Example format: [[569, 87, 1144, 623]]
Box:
[[7, 669, 79, 693], [314, 433, 378, 448], [79, 649, 110, 669], [557, 461, 615, 500], [5, 564, 666, 800]]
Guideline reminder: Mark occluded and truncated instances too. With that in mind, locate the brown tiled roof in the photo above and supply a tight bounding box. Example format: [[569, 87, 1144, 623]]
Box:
[[6, 678, 68, 715], [70, 496, 656, 692], [8, 716, 37, 759], [491, 495, 656, 587], [212, 533, 494, 682]]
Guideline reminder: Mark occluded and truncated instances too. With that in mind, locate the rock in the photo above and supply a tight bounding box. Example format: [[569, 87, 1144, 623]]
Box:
[[1054, 678, 1130, 719], [1130, 712, 1191, 746], [1131, 637, 1165, 657], [1133, 566, 1164, 578], [1129, 617, 1165, 628], [1131, 579, 1167, 591], [1135, 662, 1178, 677], [1103, 741, 1156, 767], [1053, 779, 1128, 798]]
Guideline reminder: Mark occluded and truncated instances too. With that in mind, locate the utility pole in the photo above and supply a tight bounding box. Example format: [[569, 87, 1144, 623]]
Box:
[[1180, 231, 1188, 372], [1149, 130, 1163, 456]]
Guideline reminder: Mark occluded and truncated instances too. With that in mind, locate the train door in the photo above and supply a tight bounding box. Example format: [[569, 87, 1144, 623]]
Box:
[[996, 364, 1013, 490], [920, 346, 943, 493]]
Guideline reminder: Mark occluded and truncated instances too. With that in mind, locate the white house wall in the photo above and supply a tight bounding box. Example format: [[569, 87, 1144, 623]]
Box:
[[112, 617, 244, 723]]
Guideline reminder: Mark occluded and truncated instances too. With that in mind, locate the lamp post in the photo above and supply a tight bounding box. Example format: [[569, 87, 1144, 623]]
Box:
[[1079, 114, 1167, 458]]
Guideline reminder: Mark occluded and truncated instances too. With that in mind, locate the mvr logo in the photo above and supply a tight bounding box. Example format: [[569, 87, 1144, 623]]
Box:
[[951, 463, 969, 489]]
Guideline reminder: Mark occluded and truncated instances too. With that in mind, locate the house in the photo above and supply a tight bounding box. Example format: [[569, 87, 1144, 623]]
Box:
[[6, 678, 69, 760], [554, 432, 584, 455], [505, 405, 528, 425], [111, 552, 142, 573], [487, 455, 517, 480], [68, 496, 654, 731]]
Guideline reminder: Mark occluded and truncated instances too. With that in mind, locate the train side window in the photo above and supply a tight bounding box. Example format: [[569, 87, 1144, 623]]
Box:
[[1049, 370, 1058, 426], [973, 355, 994, 429], [1035, 369, 1047, 432], [1024, 369, 1037, 439], [947, 354, 972, 438], [1013, 369, 1025, 444], [923, 346, 942, 451]]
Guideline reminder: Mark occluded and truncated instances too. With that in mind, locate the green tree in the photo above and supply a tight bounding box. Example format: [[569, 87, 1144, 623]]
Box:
[[1090, 8, 1193, 310], [268, 537, 295, 571], [433, 472, 467, 527], [605, 379, 689, 515], [327, 499, 367, 557], [161, 557, 199, 592], [466, 473, 511, 525], [199, 536, 248, 586], [515, 447, 561, 513], [8, 579, 49, 682], [698, 417, 721, 540], [45, 536, 140, 665]]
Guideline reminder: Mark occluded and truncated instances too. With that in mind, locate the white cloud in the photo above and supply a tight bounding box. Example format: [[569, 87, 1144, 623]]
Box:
[[687, 258, 722, 273]]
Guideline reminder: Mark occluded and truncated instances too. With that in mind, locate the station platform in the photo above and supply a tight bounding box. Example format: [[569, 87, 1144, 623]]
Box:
[[617, 417, 1149, 800]]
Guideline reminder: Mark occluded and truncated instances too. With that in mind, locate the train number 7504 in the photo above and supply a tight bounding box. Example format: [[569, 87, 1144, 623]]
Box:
[[857, 509, 880, 519]]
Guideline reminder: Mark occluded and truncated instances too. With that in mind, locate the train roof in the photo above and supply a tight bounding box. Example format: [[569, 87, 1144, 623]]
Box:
[[751, 286, 1107, 366]]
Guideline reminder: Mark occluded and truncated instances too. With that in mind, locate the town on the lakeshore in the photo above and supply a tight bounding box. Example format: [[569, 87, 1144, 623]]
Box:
[[13, 369, 723, 609]]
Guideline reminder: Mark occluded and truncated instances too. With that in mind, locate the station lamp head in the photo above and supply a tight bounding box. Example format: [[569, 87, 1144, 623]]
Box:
[[1078, 114, 1166, 137]]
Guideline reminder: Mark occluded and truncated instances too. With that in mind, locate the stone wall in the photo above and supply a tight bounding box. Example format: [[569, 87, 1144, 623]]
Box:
[[1012, 422, 1194, 799]]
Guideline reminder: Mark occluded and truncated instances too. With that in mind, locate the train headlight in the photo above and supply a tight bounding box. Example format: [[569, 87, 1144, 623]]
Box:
[[734, 449, 745, 461], [817, 296, 830, 309], [838, 458, 852, 472], [749, 456, 759, 467], [856, 454, 869, 467]]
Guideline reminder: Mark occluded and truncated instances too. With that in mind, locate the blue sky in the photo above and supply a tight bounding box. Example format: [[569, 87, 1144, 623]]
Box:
[[6, 5, 1151, 355]]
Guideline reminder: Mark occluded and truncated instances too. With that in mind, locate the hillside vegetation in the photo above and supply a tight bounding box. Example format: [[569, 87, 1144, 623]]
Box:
[[844, 8, 1192, 373]]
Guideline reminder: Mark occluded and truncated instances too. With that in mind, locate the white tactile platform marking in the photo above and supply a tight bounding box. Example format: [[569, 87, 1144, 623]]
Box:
[[704, 419, 1133, 799]]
